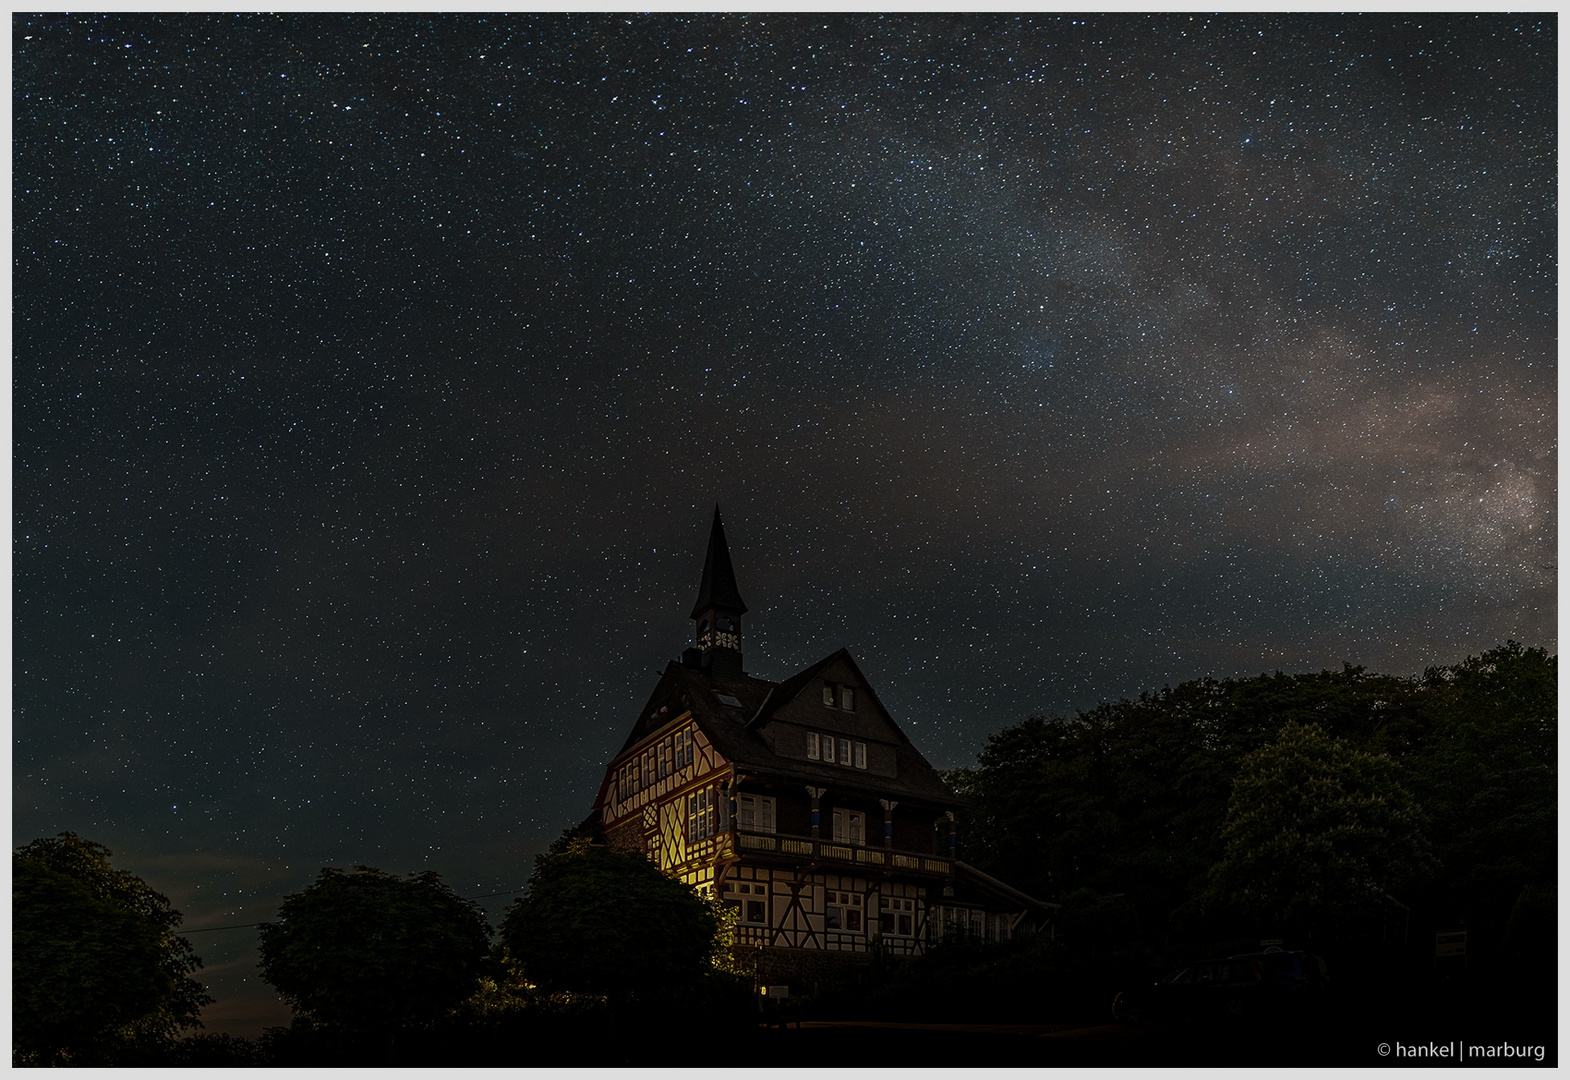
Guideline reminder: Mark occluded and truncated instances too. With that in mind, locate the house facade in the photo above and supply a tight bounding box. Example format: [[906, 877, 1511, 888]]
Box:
[[592, 508, 1049, 981]]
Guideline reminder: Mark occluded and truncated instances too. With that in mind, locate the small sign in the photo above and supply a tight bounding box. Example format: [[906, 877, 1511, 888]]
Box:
[[764, 985, 789, 999], [1435, 931, 1467, 958], [1260, 939, 1285, 948]]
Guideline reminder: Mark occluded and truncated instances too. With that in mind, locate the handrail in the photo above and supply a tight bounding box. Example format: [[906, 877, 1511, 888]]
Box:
[[730, 828, 950, 874]]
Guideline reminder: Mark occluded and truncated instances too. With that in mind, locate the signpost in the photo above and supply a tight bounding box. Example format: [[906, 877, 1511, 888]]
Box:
[[1435, 930, 1467, 970]]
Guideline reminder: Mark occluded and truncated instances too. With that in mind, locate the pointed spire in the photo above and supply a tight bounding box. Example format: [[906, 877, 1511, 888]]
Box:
[[690, 505, 748, 619]]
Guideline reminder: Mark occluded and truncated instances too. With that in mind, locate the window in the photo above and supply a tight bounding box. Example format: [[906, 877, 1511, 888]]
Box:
[[822, 683, 857, 710], [831, 809, 864, 845], [810, 733, 866, 769], [687, 786, 717, 843], [728, 882, 768, 924], [674, 729, 693, 769], [880, 897, 915, 937], [737, 794, 776, 834], [826, 890, 863, 933], [714, 692, 743, 709], [657, 740, 670, 779]]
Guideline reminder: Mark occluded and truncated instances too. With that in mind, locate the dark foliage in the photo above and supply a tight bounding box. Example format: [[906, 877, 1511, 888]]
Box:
[[161, 1032, 269, 1066], [954, 644, 1555, 967], [1203, 721, 1435, 936], [501, 840, 722, 999], [1409, 642, 1557, 929], [12, 833, 211, 1066], [257, 866, 492, 1045]]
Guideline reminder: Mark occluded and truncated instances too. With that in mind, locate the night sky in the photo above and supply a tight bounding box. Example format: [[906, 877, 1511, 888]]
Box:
[[14, 14, 1555, 1035]]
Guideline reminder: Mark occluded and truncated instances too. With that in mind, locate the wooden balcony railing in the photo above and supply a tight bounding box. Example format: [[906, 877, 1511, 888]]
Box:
[[734, 829, 951, 875]]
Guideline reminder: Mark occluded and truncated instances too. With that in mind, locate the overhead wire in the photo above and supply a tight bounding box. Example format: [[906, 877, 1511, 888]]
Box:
[[174, 886, 529, 934]]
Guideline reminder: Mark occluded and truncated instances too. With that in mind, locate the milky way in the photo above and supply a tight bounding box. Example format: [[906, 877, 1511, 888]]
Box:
[[14, 13, 1555, 1033]]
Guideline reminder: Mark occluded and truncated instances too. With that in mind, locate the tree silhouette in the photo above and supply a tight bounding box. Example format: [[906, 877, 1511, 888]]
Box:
[[501, 840, 721, 1000], [13, 833, 211, 1065], [1204, 722, 1434, 938], [257, 866, 491, 1061]]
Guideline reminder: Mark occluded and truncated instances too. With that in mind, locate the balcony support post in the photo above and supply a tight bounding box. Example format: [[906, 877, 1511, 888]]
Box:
[[806, 786, 826, 838], [879, 799, 899, 848]]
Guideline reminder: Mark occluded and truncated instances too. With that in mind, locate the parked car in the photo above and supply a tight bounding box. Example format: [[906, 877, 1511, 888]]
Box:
[[1233, 949, 1329, 997], [1111, 949, 1327, 1024]]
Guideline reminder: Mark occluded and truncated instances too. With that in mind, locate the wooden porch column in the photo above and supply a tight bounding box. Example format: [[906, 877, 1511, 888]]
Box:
[[807, 786, 826, 837], [879, 799, 899, 848]]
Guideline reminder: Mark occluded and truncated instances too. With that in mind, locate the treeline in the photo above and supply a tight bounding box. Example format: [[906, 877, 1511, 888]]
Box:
[[949, 641, 1555, 973], [14, 642, 1554, 1063], [13, 835, 751, 1067]]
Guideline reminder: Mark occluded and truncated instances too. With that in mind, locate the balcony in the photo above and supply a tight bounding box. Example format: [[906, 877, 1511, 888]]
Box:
[[733, 828, 951, 876]]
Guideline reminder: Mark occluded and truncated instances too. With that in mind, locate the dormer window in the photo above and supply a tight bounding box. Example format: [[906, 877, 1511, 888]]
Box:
[[806, 731, 867, 769], [822, 682, 856, 710]]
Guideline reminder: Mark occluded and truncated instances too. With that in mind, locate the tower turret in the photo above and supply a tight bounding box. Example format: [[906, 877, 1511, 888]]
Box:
[[689, 505, 747, 680]]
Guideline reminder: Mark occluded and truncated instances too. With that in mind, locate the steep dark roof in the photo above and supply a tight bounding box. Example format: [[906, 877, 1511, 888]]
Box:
[[607, 650, 960, 810], [688, 505, 748, 618]]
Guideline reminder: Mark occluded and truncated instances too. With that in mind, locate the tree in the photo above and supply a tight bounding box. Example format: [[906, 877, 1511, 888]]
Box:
[[954, 665, 1433, 947], [1204, 722, 1434, 939], [257, 866, 491, 1056], [1409, 642, 1556, 925], [13, 833, 211, 1065], [501, 841, 721, 999]]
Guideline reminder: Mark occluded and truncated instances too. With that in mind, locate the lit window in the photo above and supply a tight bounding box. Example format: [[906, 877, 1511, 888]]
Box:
[[831, 808, 864, 844], [807, 732, 820, 760], [853, 741, 867, 769], [840, 686, 855, 711], [687, 787, 717, 842], [737, 794, 776, 834]]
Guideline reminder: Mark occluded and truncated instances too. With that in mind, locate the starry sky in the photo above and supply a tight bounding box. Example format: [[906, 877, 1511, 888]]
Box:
[[14, 13, 1555, 1035]]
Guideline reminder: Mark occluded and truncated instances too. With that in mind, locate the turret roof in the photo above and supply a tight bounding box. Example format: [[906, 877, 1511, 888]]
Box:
[[688, 505, 747, 618]]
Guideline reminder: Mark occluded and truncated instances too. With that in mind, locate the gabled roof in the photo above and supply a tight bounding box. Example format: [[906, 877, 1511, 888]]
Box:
[[605, 649, 960, 809], [688, 506, 747, 618]]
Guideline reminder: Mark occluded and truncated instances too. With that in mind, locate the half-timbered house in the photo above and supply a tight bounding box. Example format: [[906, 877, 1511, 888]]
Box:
[[592, 508, 1050, 982]]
